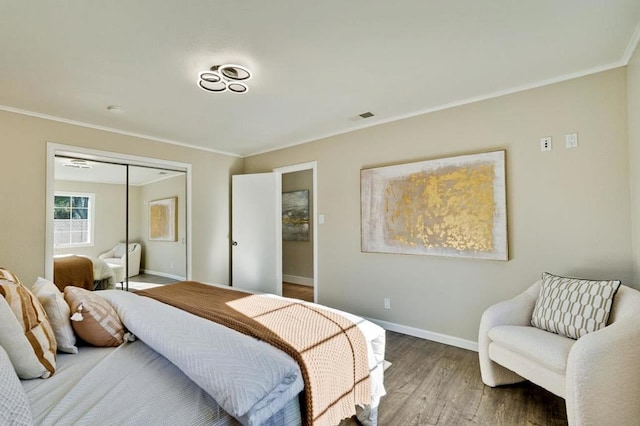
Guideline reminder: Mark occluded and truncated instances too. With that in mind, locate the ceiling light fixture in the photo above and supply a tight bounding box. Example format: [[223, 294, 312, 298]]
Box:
[[63, 159, 92, 169], [198, 64, 251, 94], [107, 105, 126, 113]]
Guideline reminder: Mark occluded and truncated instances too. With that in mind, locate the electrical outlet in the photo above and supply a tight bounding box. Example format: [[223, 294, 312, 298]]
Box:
[[540, 136, 552, 152], [565, 133, 578, 149], [384, 298, 391, 309]]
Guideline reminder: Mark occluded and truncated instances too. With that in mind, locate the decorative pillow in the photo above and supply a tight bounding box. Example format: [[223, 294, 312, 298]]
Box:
[[31, 277, 78, 354], [113, 243, 126, 258], [64, 287, 125, 347], [0, 345, 34, 425], [0, 279, 57, 379], [0, 267, 22, 284], [531, 272, 621, 339]]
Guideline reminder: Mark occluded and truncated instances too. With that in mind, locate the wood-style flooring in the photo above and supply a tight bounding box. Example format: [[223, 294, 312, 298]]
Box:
[[283, 282, 314, 302], [124, 273, 179, 291], [341, 331, 567, 426]]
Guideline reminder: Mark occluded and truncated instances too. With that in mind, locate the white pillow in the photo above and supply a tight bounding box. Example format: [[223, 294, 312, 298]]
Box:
[[31, 277, 78, 354], [113, 243, 126, 258], [0, 345, 33, 425]]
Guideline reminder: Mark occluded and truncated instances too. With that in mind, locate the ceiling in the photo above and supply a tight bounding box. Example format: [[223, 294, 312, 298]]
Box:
[[1, 1, 639, 157], [55, 157, 184, 186]]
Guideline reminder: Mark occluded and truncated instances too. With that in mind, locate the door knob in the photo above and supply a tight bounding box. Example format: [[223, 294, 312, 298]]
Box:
[[232, 241, 238, 246]]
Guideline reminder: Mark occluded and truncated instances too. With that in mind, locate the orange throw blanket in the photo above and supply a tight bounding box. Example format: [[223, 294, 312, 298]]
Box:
[[135, 282, 371, 425], [53, 256, 93, 291]]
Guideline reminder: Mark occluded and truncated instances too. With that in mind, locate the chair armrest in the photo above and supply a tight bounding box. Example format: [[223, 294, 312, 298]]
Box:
[[566, 316, 640, 426], [98, 249, 115, 260], [478, 281, 540, 386], [479, 281, 540, 337]]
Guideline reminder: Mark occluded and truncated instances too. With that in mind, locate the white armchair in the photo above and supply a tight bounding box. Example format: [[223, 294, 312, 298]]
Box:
[[479, 280, 640, 426], [98, 243, 141, 277]]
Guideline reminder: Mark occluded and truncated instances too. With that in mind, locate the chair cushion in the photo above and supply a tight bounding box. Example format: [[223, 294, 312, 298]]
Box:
[[101, 257, 121, 265], [531, 272, 621, 339], [488, 325, 575, 375]]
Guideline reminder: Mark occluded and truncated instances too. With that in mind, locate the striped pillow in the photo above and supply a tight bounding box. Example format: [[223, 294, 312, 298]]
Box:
[[64, 287, 125, 347], [0, 279, 57, 379], [0, 267, 22, 284], [531, 272, 621, 339]]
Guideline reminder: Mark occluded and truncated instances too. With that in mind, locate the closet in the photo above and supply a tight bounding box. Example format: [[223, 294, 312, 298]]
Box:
[[46, 145, 189, 291]]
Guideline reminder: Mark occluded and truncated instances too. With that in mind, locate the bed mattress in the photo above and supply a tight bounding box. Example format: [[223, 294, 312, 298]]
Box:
[[21, 341, 301, 426]]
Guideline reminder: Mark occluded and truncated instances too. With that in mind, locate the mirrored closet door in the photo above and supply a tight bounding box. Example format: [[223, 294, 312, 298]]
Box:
[[48, 150, 188, 292]]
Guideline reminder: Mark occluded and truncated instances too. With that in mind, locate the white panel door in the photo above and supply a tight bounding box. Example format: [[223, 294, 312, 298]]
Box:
[[231, 173, 282, 295]]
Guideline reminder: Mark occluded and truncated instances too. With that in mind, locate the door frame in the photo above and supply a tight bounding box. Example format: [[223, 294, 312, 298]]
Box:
[[273, 161, 318, 303], [45, 143, 192, 282]]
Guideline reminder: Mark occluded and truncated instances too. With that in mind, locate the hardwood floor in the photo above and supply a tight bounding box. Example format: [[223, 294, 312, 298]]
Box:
[[283, 282, 314, 302], [124, 273, 179, 291], [341, 331, 567, 426]]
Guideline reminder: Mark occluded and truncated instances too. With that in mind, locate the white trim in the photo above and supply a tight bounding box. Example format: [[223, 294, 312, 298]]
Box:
[[366, 317, 479, 352], [45, 143, 193, 282], [622, 21, 640, 65], [273, 161, 318, 303], [283, 274, 314, 286], [0, 104, 241, 158], [245, 61, 625, 157], [139, 269, 186, 281]]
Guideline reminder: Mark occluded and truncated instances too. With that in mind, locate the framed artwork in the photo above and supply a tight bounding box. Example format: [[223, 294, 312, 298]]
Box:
[[149, 197, 177, 242], [361, 150, 507, 260], [282, 190, 310, 241]]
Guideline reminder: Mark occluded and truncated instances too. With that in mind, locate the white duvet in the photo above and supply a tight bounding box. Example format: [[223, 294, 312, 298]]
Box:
[[22, 287, 385, 425], [101, 290, 303, 426]]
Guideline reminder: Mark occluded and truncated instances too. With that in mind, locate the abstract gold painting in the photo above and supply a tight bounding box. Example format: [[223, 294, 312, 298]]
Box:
[[361, 151, 507, 260], [149, 197, 177, 242]]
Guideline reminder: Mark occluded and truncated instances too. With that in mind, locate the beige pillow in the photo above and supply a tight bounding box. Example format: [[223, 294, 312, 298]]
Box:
[[0, 279, 57, 379], [31, 277, 78, 354], [64, 287, 125, 347], [0, 267, 22, 284], [531, 272, 621, 339]]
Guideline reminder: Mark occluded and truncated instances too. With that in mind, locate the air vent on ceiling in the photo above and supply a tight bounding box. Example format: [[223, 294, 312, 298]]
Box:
[[359, 112, 375, 119]]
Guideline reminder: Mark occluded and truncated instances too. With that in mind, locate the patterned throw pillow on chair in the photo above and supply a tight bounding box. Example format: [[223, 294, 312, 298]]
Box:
[[531, 272, 621, 339]]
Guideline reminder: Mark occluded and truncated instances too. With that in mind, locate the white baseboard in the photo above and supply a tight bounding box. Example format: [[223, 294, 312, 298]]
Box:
[[140, 269, 186, 281], [365, 317, 479, 352], [283, 274, 314, 286]]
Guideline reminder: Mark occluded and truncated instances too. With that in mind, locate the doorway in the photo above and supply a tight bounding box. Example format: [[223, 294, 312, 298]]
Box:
[[274, 162, 317, 303], [45, 143, 191, 290]]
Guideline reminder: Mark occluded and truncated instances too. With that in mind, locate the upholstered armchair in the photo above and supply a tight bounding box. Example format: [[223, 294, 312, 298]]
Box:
[[98, 243, 141, 277], [479, 279, 640, 426]]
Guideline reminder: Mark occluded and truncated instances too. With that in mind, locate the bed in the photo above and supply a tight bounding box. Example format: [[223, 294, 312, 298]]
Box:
[[53, 255, 115, 290], [3, 279, 386, 426]]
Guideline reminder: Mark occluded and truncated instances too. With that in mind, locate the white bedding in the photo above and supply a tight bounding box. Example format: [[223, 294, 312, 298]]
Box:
[[102, 290, 304, 426], [20, 286, 386, 426], [22, 342, 301, 426]]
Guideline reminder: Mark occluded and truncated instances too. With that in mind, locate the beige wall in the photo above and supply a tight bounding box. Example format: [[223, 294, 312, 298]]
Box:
[[245, 68, 633, 342], [136, 174, 187, 278], [0, 109, 243, 286], [53, 180, 127, 257], [282, 170, 314, 281], [628, 44, 640, 286]]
